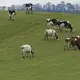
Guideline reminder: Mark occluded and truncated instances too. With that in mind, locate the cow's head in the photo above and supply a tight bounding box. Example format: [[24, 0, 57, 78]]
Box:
[[46, 19, 51, 22]]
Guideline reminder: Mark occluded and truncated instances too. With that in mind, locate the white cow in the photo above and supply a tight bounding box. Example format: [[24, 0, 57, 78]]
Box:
[[47, 21, 53, 28], [46, 19, 53, 28], [21, 44, 34, 58], [44, 29, 59, 40]]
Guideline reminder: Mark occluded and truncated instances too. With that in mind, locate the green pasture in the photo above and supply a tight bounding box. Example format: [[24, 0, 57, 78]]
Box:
[[0, 11, 80, 80]]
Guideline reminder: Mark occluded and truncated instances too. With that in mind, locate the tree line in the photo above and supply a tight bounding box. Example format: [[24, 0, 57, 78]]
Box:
[[0, 1, 80, 13]]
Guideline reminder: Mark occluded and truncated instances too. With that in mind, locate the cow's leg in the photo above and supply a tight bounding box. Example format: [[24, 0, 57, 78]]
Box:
[[46, 32, 48, 40], [29, 10, 30, 14], [11, 14, 13, 20], [60, 27, 62, 32], [26, 52, 29, 58], [46, 35, 48, 40], [26, 8, 27, 14], [65, 27, 68, 32], [55, 33, 58, 40], [28, 9, 30, 14], [44, 34, 46, 40], [12, 13, 14, 20], [26, 10, 27, 14], [9, 14, 11, 20], [69, 43, 73, 50], [64, 44, 67, 50], [58, 25, 62, 32], [44, 32, 48, 40], [64, 42, 70, 51], [31, 9, 32, 14], [31, 50, 34, 57], [68, 23, 73, 32], [22, 52, 25, 58], [67, 42, 71, 50], [10, 14, 12, 20], [30, 53, 31, 58], [26, 8, 28, 14], [44, 35, 47, 40], [29, 51, 32, 59], [27, 9, 29, 14]]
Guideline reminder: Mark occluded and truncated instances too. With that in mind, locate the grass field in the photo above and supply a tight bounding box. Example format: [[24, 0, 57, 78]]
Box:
[[0, 11, 80, 80]]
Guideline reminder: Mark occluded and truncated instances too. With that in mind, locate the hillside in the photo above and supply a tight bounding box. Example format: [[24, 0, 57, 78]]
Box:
[[0, 11, 80, 80]]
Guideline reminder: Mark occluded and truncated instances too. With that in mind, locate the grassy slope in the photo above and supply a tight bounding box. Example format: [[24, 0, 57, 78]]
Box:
[[0, 11, 80, 80]]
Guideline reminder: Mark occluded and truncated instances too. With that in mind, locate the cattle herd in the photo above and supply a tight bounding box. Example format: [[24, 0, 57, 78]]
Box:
[[8, 5, 80, 58], [46, 18, 80, 51]]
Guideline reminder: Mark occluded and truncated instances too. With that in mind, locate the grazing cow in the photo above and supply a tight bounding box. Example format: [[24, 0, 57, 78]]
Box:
[[46, 18, 56, 26], [44, 29, 59, 40], [25, 3, 33, 14], [57, 21, 73, 32], [21, 44, 34, 58], [64, 35, 80, 50], [50, 19, 73, 32], [8, 8, 16, 20]]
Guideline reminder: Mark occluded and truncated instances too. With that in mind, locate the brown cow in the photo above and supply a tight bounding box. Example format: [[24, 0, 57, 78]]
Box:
[[64, 35, 80, 50], [74, 35, 80, 50]]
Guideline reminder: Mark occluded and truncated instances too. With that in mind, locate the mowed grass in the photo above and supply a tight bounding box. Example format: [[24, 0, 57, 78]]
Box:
[[0, 11, 80, 80]]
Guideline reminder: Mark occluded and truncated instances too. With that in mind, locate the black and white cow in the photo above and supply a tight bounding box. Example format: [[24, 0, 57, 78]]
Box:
[[56, 20, 73, 32], [25, 3, 33, 14], [46, 18, 58, 27], [8, 8, 16, 20], [46, 18, 73, 32]]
